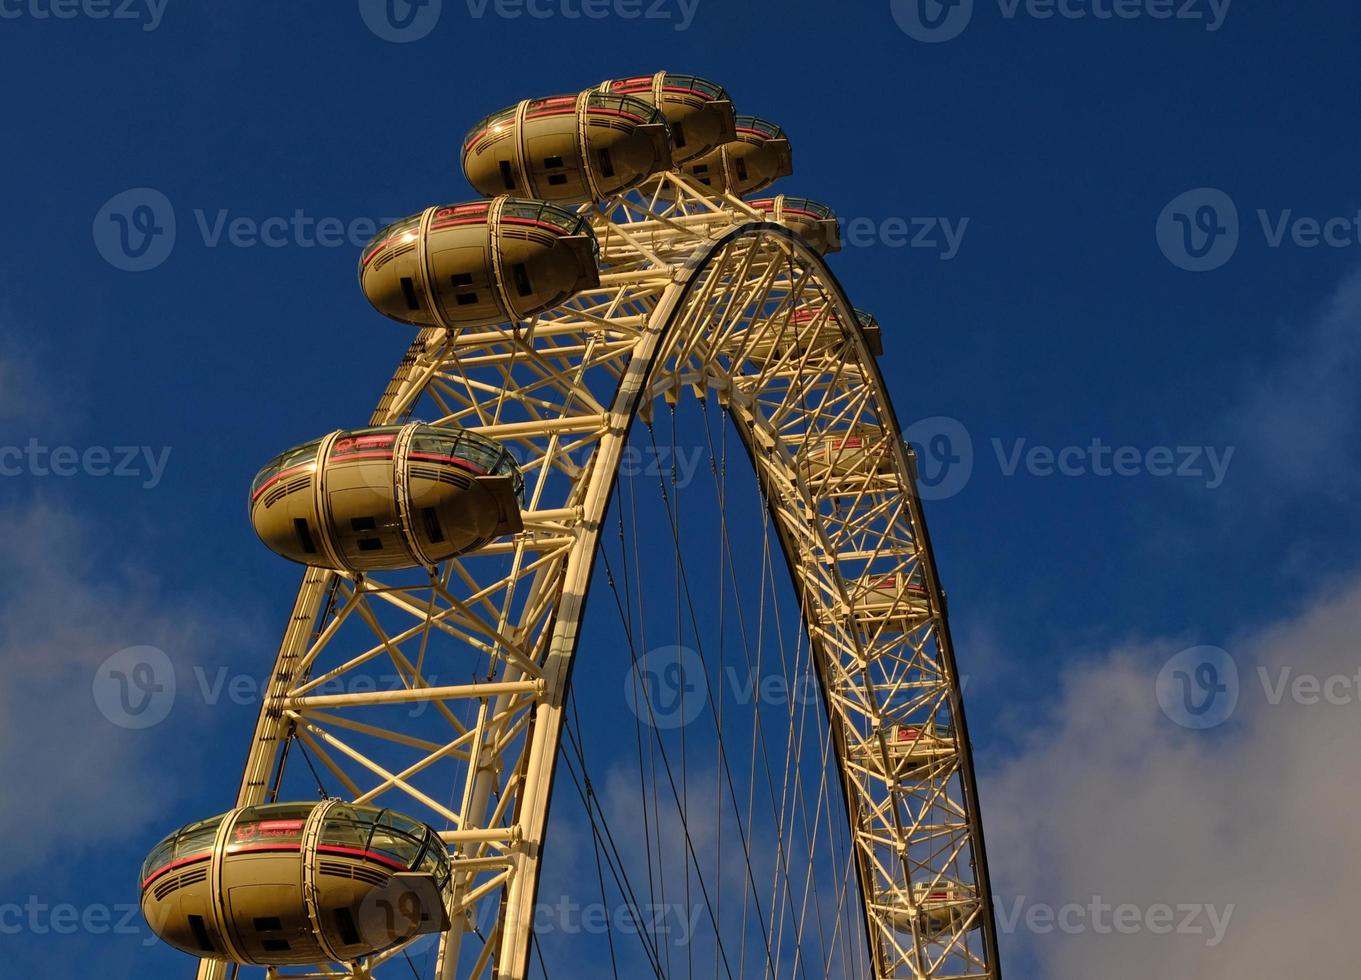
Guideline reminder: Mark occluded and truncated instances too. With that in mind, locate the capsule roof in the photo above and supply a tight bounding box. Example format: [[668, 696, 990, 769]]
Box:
[[141, 801, 452, 892], [603, 71, 730, 103], [462, 90, 672, 202], [250, 424, 525, 508], [359, 197, 600, 329]]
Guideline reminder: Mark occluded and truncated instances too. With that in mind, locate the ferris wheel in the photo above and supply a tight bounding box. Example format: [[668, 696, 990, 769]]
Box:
[[138, 71, 1002, 980]]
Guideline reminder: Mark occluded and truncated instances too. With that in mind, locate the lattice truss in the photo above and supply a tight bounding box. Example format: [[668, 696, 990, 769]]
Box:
[[200, 173, 999, 980]]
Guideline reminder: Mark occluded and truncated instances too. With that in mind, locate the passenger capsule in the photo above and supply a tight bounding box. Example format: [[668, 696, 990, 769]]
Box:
[[597, 71, 736, 163], [853, 721, 954, 777], [799, 426, 896, 482], [749, 196, 841, 254], [360, 197, 599, 329], [678, 115, 793, 196], [250, 422, 524, 571], [463, 90, 673, 202], [850, 571, 931, 629], [746, 306, 881, 362], [878, 880, 983, 935], [140, 801, 452, 966], [855, 309, 885, 357]]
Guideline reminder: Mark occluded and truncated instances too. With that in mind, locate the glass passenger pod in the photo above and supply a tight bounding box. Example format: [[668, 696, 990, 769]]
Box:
[[877, 880, 981, 935], [250, 422, 525, 572], [853, 570, 931, 626], [358, 197, 599, 330], [854, 720, 955, 777], [799, 426, 896, 482], [598, 71, 736, 163], [462, 90, 672, 203], [748, 196, 841, 255], [140, 801, 452, 966], [743, 304, 849, 363], [853, 308, 885, 357], [680, 114, 793, 196]]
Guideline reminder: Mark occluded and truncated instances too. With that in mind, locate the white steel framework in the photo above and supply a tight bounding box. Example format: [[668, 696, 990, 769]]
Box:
[[197, 173, 1001, 980]]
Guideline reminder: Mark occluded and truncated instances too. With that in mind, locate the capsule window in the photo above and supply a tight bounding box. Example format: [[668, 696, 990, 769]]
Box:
[[261, 939, 291, 952], [597, 148, 615, 179], [254, 917, 283, 932], [350, 516, 376, 531], [673, 122, 687, 148], [334, 907, 362, 947], [498, 160, 516, 190], [357, 538, 383, 552], [511, 262, 533, 297], [450, 272, 473, 287], [734, 157, 749, 182], [399, 277, 421, 311], [544, 155, 564, 168], [293, 519, 317, 555], [455, 292, 478, 306], [421, 507, 446, 544], [187, 915, 214, 953]]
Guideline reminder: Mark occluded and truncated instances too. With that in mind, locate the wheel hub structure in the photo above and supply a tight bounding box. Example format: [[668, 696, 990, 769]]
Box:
[[196, 170, 1000, 980]]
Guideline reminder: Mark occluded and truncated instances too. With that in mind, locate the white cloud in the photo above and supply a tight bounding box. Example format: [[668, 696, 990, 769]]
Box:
[[1227, 266, 1361, 497], [0, 500, 237, 878], [982, 576, 1361, 978]]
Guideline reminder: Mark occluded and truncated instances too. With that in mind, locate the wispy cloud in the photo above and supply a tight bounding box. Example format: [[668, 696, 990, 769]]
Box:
[[0, 500, 239, 878], [1226, 266, 1361, 499], [982, 576, 1361, 977]]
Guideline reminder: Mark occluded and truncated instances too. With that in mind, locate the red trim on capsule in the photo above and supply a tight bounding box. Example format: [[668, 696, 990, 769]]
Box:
[[141, 853, 211, 890]]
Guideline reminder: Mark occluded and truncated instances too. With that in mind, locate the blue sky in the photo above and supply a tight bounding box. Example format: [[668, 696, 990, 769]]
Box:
[[2, 1, 1360, 978]]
